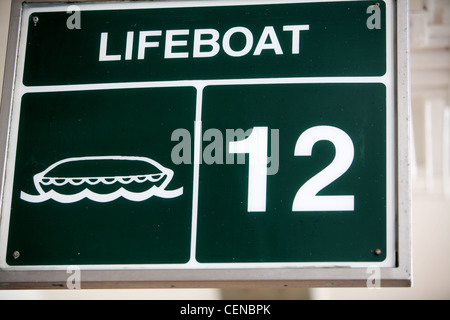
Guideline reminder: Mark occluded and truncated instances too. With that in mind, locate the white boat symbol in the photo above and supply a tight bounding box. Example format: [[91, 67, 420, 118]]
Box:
[[20, 156, 183, 203]]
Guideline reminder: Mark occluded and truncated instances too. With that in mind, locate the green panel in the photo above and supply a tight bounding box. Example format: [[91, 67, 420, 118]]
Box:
[[3, 1, 392, 267], [197, 83, 387, 263], [6, 87, 196, 265], [23, 1, 386, 86]]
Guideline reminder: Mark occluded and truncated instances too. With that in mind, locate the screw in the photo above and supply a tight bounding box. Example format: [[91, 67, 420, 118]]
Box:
[[12, 251, 20, 259], [374, 248, 382, 256], [32, 16, 39, 26], [375, 2, 380, 7]]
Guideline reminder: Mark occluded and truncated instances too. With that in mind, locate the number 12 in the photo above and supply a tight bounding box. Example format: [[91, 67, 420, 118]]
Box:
[[229, 126, 355, 213]]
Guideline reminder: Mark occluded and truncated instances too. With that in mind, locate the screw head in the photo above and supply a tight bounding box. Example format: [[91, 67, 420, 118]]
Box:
[[374, 248, 382, 256], [12, 251, 20, 259]]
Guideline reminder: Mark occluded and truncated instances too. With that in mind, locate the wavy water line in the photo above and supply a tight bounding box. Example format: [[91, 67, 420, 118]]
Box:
[[20, 186, 183, 204]]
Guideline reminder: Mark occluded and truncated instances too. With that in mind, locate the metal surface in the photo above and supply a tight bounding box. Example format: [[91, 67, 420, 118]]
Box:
[[0, 0, 412, 289]]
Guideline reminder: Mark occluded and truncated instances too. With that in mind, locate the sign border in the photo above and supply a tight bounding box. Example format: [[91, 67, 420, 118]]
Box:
[[0, 0, 412, 288]]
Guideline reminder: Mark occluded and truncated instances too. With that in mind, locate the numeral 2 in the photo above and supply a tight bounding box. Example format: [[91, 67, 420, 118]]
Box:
[[292, 126, 355, 212]]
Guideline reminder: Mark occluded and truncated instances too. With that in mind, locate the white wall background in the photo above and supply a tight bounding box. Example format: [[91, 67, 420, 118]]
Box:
[[1, 0, 450, 300]]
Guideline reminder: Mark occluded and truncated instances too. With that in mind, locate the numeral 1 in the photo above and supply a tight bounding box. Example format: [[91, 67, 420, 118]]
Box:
[[229, 127, 268, 212]]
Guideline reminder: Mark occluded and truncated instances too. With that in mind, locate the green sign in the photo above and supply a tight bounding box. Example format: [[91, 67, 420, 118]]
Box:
[[23, 1, 386, 85], [1, 0, 397, 272]]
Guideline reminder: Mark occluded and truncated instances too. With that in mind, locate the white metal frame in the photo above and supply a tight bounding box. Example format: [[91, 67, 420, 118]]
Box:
[[0, 0, 412, 288]]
